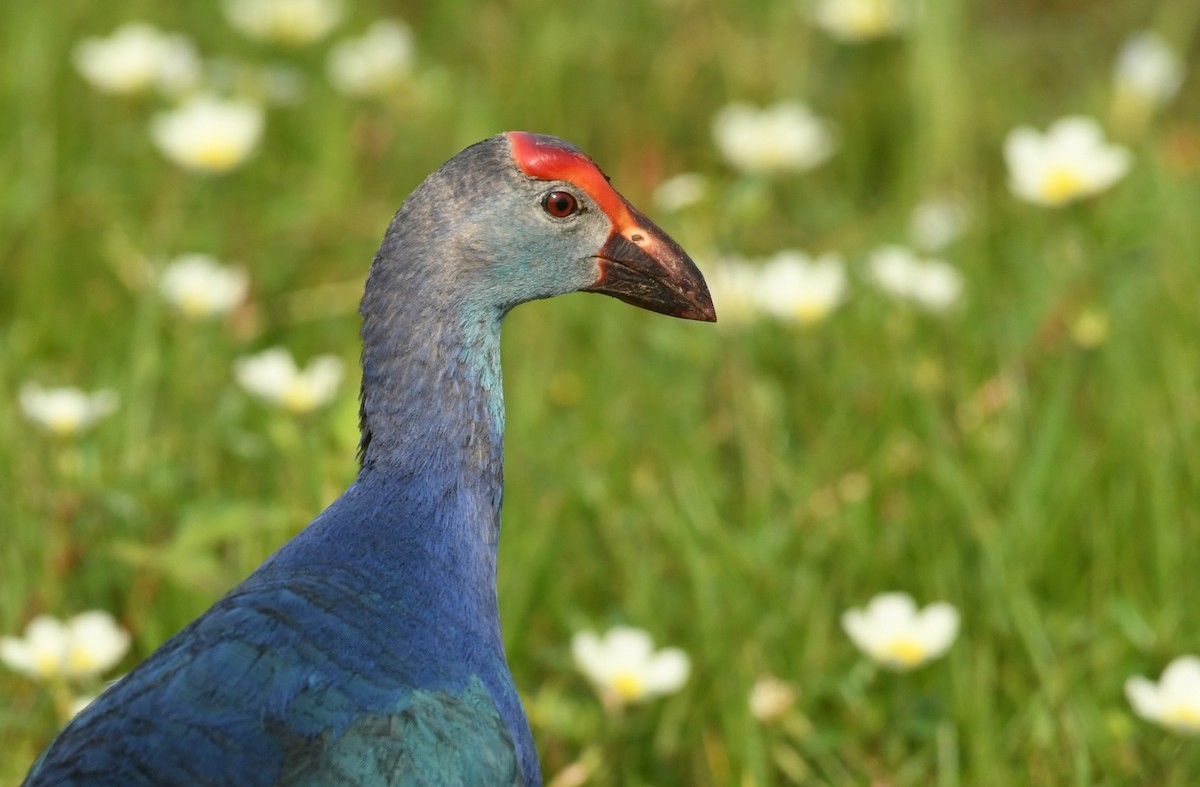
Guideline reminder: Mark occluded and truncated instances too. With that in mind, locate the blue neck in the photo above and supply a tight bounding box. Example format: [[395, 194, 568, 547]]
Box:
[[358, 282, 507, 572], [339, 197, 543, 782]]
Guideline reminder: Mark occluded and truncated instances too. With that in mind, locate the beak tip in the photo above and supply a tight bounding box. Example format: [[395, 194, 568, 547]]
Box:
[[690, 296, 718, 323]]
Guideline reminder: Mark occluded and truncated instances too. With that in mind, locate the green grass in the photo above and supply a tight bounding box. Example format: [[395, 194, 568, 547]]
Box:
[[3, 0, 1200, 784]]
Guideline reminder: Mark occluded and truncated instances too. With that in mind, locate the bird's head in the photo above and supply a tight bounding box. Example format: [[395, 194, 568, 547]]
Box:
[[383, 132, 716, 323]]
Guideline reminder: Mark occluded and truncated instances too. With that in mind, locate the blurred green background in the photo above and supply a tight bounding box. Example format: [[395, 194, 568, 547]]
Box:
[[3, 0, 1200, 784]]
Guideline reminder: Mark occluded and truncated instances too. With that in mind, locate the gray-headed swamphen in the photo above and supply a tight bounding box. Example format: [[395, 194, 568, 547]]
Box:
[[23, 132, 715, 786]]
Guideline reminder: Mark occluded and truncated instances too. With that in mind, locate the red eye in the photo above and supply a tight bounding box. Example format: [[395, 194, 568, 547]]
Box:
[[543, 191, 579, 218]]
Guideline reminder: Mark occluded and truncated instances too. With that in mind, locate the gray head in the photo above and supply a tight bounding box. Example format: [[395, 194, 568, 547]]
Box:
[[363, 132, 716, 322], [356, 134, 716, 466]]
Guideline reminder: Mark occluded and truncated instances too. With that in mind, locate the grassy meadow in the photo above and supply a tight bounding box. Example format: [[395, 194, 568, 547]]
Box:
[[4, 0, 1200, 784]]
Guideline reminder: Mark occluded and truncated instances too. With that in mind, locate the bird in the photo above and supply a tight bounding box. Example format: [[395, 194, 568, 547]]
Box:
[[24, 132, 715, 786]]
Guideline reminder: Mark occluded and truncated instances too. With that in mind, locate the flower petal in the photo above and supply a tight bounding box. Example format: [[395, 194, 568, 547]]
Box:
[[602, 626, 655, 666], [1125, 675, 1164, 721], [866, 592, 919, 629], [914, 602, 960, 656], [570, 630, 605, 681], [841, 608, 882, 654], [644, 647, 690, 695], [1161, 656, 1200, 695]]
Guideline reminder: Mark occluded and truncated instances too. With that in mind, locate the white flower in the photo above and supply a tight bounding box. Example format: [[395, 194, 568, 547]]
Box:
[[150, 95, 265, 174], [842, 592, 959, 670], [713, 101, 837, 175], [748, 675, 797, 723], [1126, 656, 1200, 734], [234, 348, 343, 413], [1114, 31, 1183, 107], [327, 20, 415, 98], [1004, 116, 1132, 207], [652, 173, 708, 213], [571, 626, 690, 705], [72, 23, 201, 97], [812, 0, 913, 42], [909, 196, 968, 252], [0, 612, 130, 681], [755, 250, 847, 323], [707, 251, 848, 324], [868, 245, 963, 312], [223, 0, 343, 46], [19, 384, 118, 438], [159, 254, 249, 318], [706, 258, 765, 325]]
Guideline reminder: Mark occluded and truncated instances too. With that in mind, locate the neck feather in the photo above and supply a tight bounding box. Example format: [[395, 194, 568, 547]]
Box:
[[358, 286, 506, 525]]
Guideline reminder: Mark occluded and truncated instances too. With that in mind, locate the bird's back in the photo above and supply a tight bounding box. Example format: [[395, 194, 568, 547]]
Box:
[[25, 485, 529, 786]]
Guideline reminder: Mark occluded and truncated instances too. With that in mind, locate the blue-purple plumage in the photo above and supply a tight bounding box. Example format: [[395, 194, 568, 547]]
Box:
[[24, 133, 713, 786]]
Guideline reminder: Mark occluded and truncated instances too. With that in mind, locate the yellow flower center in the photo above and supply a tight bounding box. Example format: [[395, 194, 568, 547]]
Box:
[[67, 649, 99, 676], [1163, 703, 1200, 730], [610, 672, 645, 702], [271, 13, 326, 45], [281, 383, 319, 413], [792, 302, 832, 323], [843, 1, 897, 38], [47, 413, 84, 437], [34, 652, 63, 679], [1040, 168, 1084, 205], [178, 291, 216, 318], [878, 638, 928, 668], [1070, 311, 1110, 348], [190, 140, 247, 172]]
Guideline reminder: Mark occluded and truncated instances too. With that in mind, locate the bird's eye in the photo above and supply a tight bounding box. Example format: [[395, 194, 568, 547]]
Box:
[[543, 191, 579, 218]]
